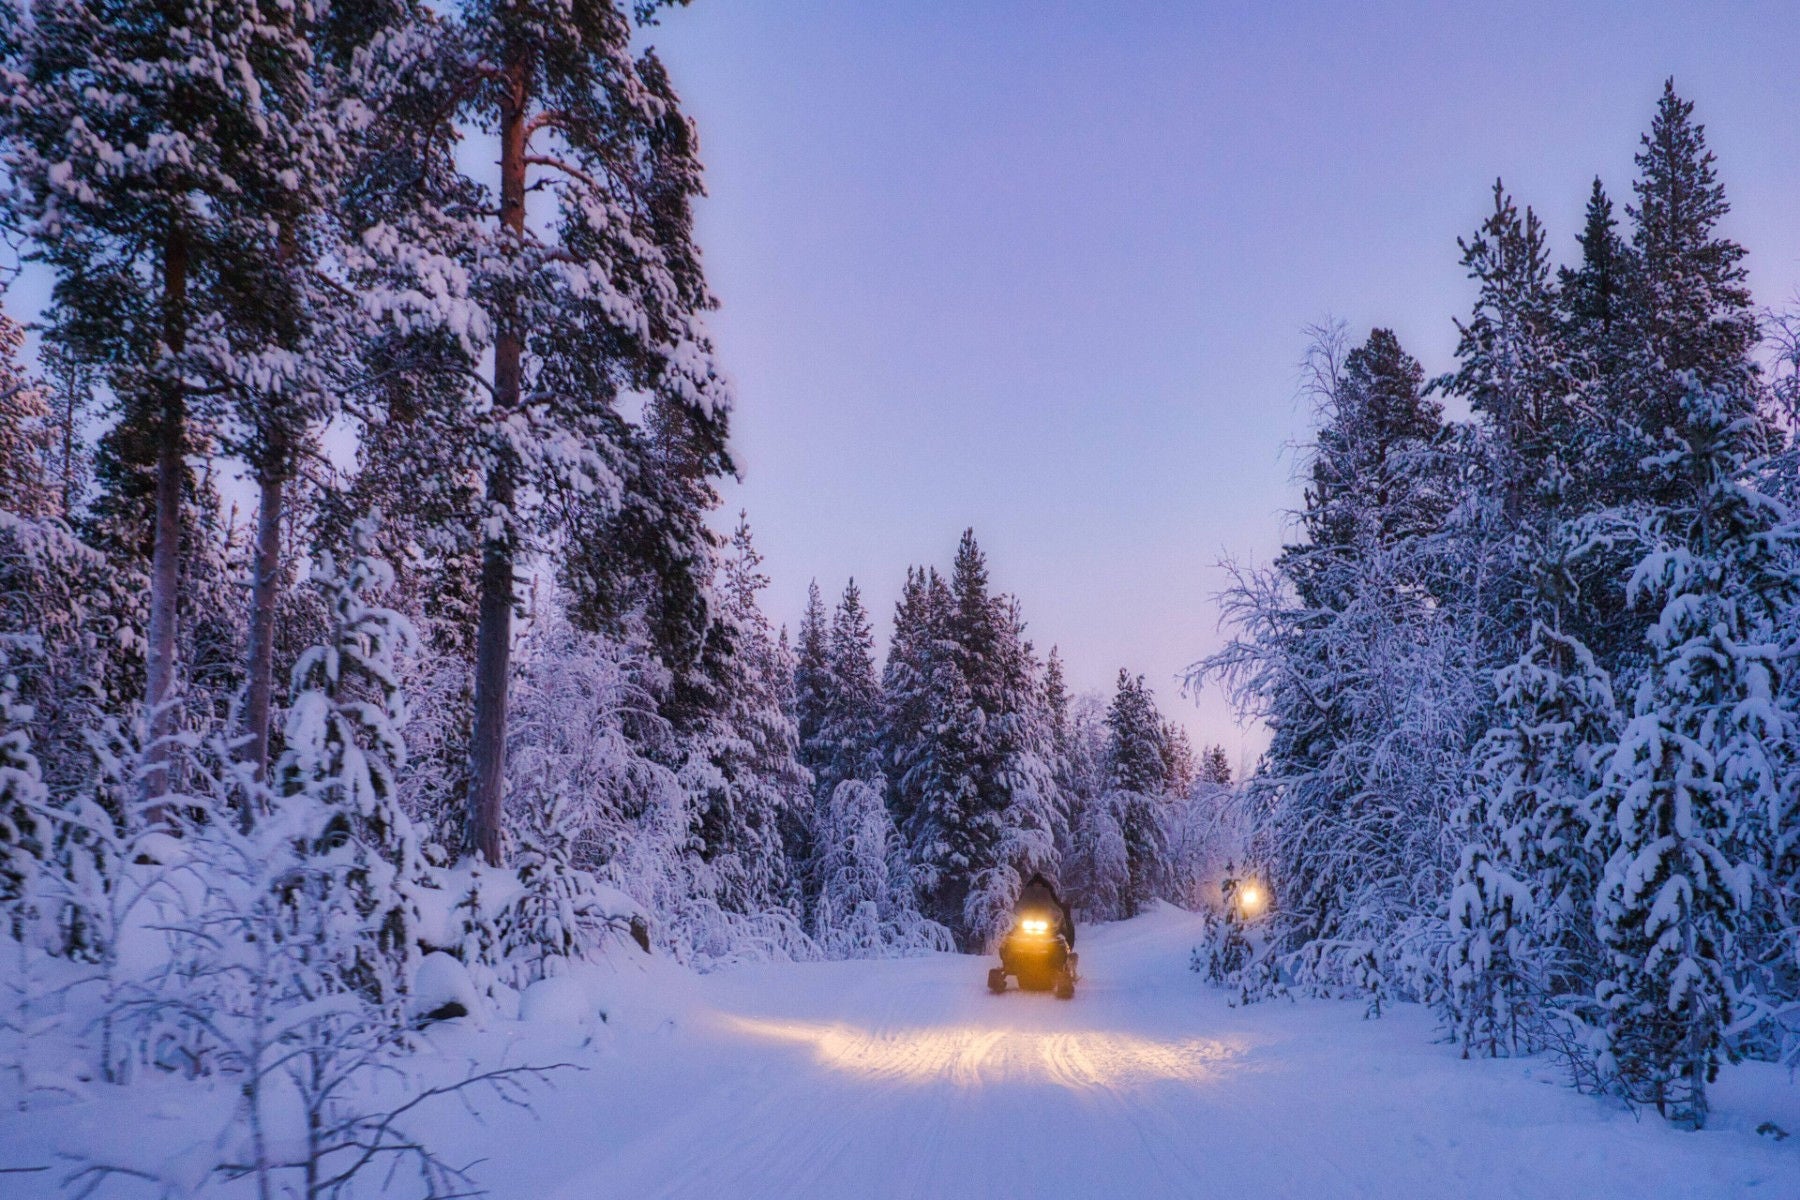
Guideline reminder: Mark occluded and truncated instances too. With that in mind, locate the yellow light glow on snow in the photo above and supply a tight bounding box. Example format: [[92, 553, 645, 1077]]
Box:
[[722, 1016, 1244, 1089]]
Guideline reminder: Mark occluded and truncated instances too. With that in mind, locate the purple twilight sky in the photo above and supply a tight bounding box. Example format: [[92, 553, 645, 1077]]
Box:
[[644, 0, 1800, 766]]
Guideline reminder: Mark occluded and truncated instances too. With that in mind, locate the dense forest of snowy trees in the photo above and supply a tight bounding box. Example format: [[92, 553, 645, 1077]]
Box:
[[1193, 83, 1800, 1129], [6, 0, 1787, 1181], [0, 2, 1233, 1187]]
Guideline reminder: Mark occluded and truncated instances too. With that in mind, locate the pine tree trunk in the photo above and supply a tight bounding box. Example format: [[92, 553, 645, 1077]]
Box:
[[143, 226, 188, 813], [242, 216, 306, 798], [55, 378, 79, 519], [467, 56, 529, 867], [242, 451, 286, 790]]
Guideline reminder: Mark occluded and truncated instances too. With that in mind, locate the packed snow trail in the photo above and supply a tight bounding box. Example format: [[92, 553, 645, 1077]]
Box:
[[457, 905, 1794, 1199], [9, 906, 1790, 1197]]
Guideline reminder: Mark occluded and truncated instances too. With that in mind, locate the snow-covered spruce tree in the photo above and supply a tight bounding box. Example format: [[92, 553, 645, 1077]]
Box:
[[320, 400, 481, 855], [812, 778, 950, 958], [1058, 692, 1124, 918], [1041, 647, 1082, 866], [1105, 670, 1171, 916], [1043, 647, 1071, 755], [897, 609, 982, 938], [1591, 380, 1794, 1128], [812, 778, 889, 955], [794, 580, 832, 781], [818, 579, 885, 800], [1561, 82, 1763, 689], [791, 577, 884, 922], [679, 514, 808, 919], [1449, 623, 1620, 1057], [881, 565, 948, 838], [3, 0, 334, 802], [892, 533, 1056, 948], [500, 789, 606, 984], [961, 593, 1059, 946], [1452, 181, 1574, 530], [1444, 179, 1586, 672], [1556, 178, 1647, 538], [1161, 720, 1198, 800], [504, 598, 697, 954], [1067, 786, 1129, 923], [1622, 84, 1757, 488], [1559, 179, 1629, 393], [352, 0, 729, 866], [0, 506, 145, 801], [1440, 181, 1623, 1055], [1193, 325, 1465, 1000], [274, 519, 422, 1003]]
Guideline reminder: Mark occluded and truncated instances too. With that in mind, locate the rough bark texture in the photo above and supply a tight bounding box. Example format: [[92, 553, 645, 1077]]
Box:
[[468, 57, 529, 866], [143, 226, 188, 810], [242, 453, 286, 786]]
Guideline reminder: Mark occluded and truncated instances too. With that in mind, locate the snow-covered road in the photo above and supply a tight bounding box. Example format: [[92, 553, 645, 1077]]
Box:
[[461, 904, 1796, 1199], [9, 905, 1792, 1198]]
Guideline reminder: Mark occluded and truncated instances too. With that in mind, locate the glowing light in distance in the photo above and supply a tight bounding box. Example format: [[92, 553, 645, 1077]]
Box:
[[1238, 883, 1266, 916]]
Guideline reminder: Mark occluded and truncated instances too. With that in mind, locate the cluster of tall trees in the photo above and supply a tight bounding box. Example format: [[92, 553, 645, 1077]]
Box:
[[0, 0, 1233, 997], [0, 0, 827, 1024], [791, 529, 1225, 950], [1197, 83, 1800, 1127]]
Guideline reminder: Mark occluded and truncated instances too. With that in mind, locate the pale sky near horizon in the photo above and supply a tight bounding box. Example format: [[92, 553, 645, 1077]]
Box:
[[8, 3, 1800, 770], [643, 0, 1800, 766]]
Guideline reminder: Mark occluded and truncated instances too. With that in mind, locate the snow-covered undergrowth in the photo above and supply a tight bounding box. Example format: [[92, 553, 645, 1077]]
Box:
[[0, 890, 697, 1198]]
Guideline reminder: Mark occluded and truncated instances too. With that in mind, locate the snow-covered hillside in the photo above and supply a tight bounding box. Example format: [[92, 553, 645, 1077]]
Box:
[[11, 905, 1789, 1198]]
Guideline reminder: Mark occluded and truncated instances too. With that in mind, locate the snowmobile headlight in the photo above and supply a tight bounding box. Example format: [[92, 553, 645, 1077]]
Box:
[[1021, 918, 1050, 935]]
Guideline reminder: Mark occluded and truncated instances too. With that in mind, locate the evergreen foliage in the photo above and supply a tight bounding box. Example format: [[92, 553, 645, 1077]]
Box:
[[1194, 82, 1800, 1127], [274, 518, 422, 1003]]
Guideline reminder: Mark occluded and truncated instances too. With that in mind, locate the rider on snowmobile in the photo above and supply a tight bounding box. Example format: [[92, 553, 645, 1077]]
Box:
[[990, 872, 1078, 996]]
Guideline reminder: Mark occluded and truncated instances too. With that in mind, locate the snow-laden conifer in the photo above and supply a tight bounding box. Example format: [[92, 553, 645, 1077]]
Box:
[[1595, 384, 1794, 1127], [3, 0, 341, 801], [344, 0, 730, 864], [1449, 622, 1619, 1057], [274, 518, 422, 1003]]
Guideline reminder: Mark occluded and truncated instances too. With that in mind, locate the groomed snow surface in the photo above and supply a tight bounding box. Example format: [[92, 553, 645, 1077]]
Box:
[[5, 904, 1795, 1198]]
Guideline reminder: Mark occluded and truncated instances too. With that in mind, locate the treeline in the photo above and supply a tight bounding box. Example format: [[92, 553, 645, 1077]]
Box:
[[0, 2, 1239, 1185], [1194, 83, 1800, 1128], [0, 0, 1240, 994], [0, 0, 784, 970], [789, 529, 1235, 951]]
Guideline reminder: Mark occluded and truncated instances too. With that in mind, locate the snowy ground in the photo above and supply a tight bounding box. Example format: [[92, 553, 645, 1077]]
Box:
[[5, 904, 1796, 1198]]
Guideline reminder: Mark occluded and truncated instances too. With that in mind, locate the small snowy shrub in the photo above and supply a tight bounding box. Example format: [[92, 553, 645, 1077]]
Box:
[[274, 519, 423, 1005]]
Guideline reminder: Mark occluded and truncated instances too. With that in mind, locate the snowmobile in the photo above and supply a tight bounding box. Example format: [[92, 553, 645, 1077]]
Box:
[[987, 909, 1077, 999]]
